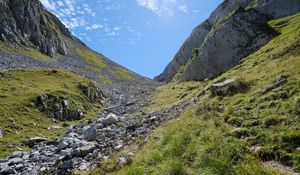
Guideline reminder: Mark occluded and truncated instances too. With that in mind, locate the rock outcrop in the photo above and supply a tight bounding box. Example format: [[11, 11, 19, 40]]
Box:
[[180, 8, 277, 81], [0, 0, 72, 57], [155, 0, 300, 82]]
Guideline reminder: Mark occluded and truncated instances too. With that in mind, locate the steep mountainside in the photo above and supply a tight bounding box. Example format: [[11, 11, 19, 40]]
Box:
[[0, 0, 155, 94], [155, 0, 300, 82]]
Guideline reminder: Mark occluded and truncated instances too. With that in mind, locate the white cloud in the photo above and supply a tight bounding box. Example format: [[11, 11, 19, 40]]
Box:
[[64, 17, 85, 29], [85, 24, 103, 30], [136, 0, 176, 17], [57, 1, 64, 7], [178, 5, 188, 13], [114, 27, 121, 31], [40, 0, 56, 11]]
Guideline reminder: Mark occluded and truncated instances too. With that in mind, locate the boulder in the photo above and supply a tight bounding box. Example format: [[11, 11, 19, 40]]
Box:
[[9, 151, 23, 159], [25, 137, 47, 148], [99, 113, 118, 126], [8, 157, 22, 165], [83, 126, 96, 141], [79, 143, 96, 157], [57, 141, 69, 151], [210, 79, 250, 96], [258, 74, 288, 94], [36, 94, 84, 121], [78, 83, 105, 103]]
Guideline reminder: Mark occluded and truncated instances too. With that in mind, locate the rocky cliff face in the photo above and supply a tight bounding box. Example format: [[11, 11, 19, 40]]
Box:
[[155, 0, 300, 82], [0, 0, 71, 57]]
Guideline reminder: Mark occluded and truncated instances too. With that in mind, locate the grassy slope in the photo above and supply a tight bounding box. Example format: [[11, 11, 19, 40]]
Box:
[[0, 69, 102, 157], [93, 12, 300, 175]]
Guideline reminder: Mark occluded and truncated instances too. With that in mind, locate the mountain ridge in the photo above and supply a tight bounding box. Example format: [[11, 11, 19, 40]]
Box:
[[155, 0, 300, 82]]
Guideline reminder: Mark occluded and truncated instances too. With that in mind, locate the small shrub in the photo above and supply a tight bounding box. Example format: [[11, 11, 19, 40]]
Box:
[[164, 160, 187, 175], [264, 116, 282, 128], [281, 132, 300, 148]]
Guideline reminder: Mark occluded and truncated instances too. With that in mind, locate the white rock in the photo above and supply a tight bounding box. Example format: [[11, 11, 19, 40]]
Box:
[[99, 113, 118, 125]]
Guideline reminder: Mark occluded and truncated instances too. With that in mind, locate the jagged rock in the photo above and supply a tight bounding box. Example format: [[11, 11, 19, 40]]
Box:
[[99, 113, 118, 126], [36, 94, 84, 121], [155, 0, 300, 82], [79, 83, 105, 103], [255, 0, 300, 19], [0, 0, 71, 57], [78, 143, 96, 157], [25, 137, 47, 148], [258, 73, 288, 94], [7, 157, 22, 165], [9, 151, 23, 159], [57, 141, 69, 151], [180, 8, 277, 81], [210, 79, 250, 96], [83, 126, 96, 141]]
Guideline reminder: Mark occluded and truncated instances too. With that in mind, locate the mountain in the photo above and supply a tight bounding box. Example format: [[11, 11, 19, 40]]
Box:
[[155, 0, 300, 82], [0, 0, 154, 92]]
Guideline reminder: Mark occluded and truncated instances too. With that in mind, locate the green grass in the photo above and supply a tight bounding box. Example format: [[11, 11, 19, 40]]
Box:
[[75, 47, 107, 71], [84, 12, 300, 174], [108, 108, 277, 175], [0, 69, 103, 157], [110, 67, 136, 80], [144, 81, 204, 112], [0, 42, 53, 61]]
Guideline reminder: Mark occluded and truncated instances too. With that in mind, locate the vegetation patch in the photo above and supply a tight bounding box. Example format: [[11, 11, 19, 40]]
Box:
[[75, 48, 107, 71], [0, 69, 103, 157], [0, 42, 53, 61], [110, 67, 136, 80]]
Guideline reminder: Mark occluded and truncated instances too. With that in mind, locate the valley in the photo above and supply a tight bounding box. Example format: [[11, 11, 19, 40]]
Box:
[[0, 0, 300, 174]]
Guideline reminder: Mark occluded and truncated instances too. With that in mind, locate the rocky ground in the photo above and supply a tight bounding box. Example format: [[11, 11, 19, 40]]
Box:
[[0, 90, 193, 174], [0, 52, 194, 175]]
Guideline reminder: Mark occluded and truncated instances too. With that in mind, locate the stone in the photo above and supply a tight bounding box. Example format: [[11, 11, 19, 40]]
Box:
[[60, 160, 74, 169], [119, 152, 135, 166], [79, 143, 96, 157], [47, 125, 62, 130], [8, 157, 22, 165], [57, 141, 69, 151], [114, 144, 123, 150], [258, 74, 288, 94], [83, 126, 97, 141], [0, 129, 4, 138], [59, 148, 73, 157], [9, 151, 23, 159], [99, 113, 118, 126], [25, 137, 47, 148], [78, 162, 88, 170]]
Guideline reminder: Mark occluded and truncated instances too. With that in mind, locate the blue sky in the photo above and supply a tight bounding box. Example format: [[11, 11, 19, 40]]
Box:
[[40, 0, 222, 78]]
